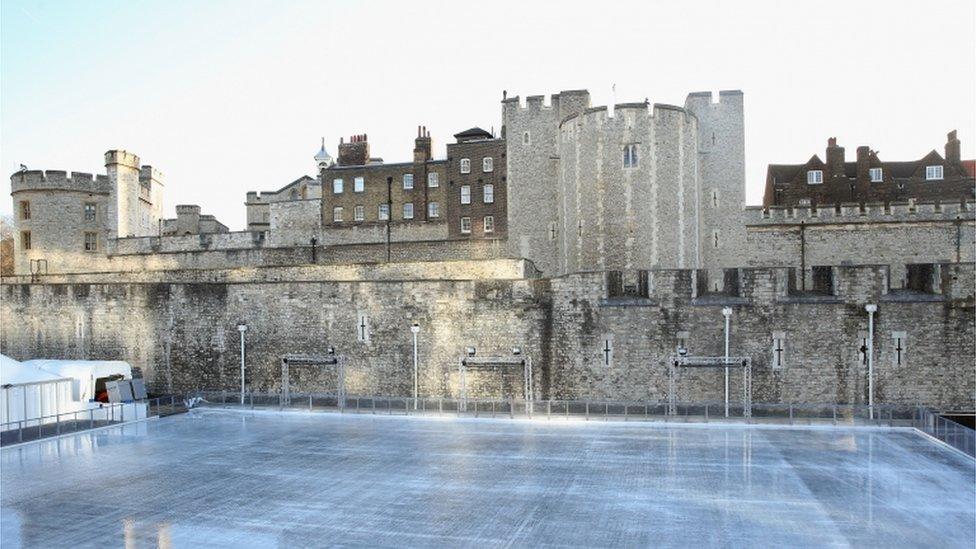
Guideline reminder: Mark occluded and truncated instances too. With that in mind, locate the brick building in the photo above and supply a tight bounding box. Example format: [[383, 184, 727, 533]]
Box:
[[445, 127, 507, 240], [763, 131, 975, 207]]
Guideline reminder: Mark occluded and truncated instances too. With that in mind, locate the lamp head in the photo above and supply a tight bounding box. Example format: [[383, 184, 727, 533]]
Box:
[[410, 323, 420, 334], [327, 346, 335, 355], [721, 307, 733, 317], [677, 346, 688, 357], [237, 324, 248, 333], [512, 347, 522, 356], [465, 347, 476, 357], [865, 304, 878, 313]]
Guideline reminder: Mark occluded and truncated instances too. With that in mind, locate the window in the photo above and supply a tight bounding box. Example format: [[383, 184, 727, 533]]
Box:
[[460, 216, 471, 234], [19, 201, 30, 220], [712, 230, 720, 249], [378, 204, 390, 220], [332, 178, 343, 194], [483, 215, 494, 233], [460, 185, 471, 204], [890, 331, 907, 367], [601, 336, 614, 367], [711, 190, 718, 208], [772, 332, 786, 369], [623, 144, 639, 168], [354, 205, 364, 221], [428, 202, 440, 218], [483, 184, 494, 203], [807, 170, 823, 184], [403, 173, 414, 190], [403, 202, 414, 219], [869, 168, 883, 182], [333, 207, 343, 222], [427, 172, 439, 187], [356, 313, 370, 343], [21, 231, 31, 250], [460, 158, 471, 174], [354, 177, 364, 193], [482, 157, 493, 172], [522, 131, 530, 145], [925, 165, 943, 180], [84, 202, 97, 221], [84, 232, 98, 252]]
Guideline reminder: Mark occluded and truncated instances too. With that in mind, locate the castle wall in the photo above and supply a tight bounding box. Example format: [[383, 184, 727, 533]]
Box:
[[3, 263, 971, 408]]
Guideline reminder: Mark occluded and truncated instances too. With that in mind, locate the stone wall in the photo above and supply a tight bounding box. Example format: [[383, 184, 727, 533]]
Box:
[[3, 261, 971, 408]]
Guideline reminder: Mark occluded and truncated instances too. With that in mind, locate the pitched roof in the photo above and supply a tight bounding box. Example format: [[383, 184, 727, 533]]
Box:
[[453, 127, 493, 140]]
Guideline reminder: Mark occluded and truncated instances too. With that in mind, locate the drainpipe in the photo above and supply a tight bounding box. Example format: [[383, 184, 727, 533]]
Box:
[[722, 307, 733, 418], [865, 304, 877, 420], [237, 324, 248, 405]]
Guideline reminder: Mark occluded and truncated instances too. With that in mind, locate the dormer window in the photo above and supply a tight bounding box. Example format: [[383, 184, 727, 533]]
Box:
[[807, 170, 823, 184], [869, 168, 883, 182], [925, 165, 943, 181]]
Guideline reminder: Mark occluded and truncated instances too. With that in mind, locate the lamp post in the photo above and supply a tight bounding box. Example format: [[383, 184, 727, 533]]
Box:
[[722, 307, 733, 418], [865, 304, 877, 420], [236, 324, 248, 406], [411, 323, 420, 410]]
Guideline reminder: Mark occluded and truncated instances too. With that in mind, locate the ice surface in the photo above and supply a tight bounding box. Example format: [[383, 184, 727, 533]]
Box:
[[1, 410, 973, 548]]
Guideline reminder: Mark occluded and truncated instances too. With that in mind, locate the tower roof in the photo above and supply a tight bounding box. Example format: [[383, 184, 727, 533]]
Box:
[[314, 137, 333, 163]]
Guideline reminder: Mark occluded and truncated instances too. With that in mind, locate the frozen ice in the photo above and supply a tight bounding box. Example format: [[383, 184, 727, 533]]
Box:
[[2, 410, 973, 548]]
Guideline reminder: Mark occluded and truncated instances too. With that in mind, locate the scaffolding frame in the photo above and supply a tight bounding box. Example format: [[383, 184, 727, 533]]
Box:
[[667, 355, 752, 417], [458, 356, 533, 412], [280, 354, 346, 409]]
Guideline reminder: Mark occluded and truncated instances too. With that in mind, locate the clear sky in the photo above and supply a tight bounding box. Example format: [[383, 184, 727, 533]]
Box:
[[2, 0, 974, 229]]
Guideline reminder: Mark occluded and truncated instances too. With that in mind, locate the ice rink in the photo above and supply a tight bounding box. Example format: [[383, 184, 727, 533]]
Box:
[[2, 409, 973, 548]]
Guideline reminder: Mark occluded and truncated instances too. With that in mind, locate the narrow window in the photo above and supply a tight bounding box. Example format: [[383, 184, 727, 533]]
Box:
[[333, 206, 343, 222], [460, 158, 471, 174], [332, 178, 343, 194], [484, 215, 494, 233], [601, 336, 614, 367], [483, 184, 494, 204], [354, 176, 364, 192], [623, 144, 639, 168], [772, 332, 786, 369], [403, 202, 414, 219], [354, 205, 364, 221], [427, 172, 439, 187], [19, 201, 30, 220], [869, 168, 883, 182], [378, 204, 390, 221], [807, 170, 823, 184], [712, 230, 720, 249], [523, 131, 530, 145], [84, 202, 97, 221], [482, 157, 493, 173], [925, 165, 943, 180], [891, 331, 907, 367], [428, 202, 440, 218], [403, 173, 414, 190], [548, 222, 557, 241], [460, 216, 471, 234], [460, 185, 471, 204], [711, 190, 718, 208], [21, 231, 31, 250], [84, 232, 98, 251], [356, 313, 370, 342]]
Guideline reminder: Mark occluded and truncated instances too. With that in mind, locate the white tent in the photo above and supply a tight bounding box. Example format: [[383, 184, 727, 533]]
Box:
[[25, 360, 133, 403], [1, 355, 76, 427]]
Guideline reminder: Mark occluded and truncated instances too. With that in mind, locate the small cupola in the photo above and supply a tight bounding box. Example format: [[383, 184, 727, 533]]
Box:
[[314, 137, 334, 170]]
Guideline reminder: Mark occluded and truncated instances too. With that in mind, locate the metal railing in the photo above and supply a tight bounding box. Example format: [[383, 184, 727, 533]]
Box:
[[918, 408, 976, 458], [0, 396, 186, 447]]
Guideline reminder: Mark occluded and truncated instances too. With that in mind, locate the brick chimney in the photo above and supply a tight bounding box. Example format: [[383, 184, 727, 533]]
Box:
[[413, 126, 432, 163], [826, 137, 845, 178], [945, 130, 961, 164], [338, 134, 370, 166], [855, 145, 871, 180]]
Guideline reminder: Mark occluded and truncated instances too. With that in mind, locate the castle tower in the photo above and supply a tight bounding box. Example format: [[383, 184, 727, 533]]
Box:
[[314, 138, 334, 172], [104, 150, 141, 238]]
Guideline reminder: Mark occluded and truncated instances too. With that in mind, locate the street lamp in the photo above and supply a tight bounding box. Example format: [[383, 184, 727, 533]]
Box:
[[865, 304, 877, 420], [410, 323, 420, 409], [236, 324, 248, 405], [722, 307, 733, 418]]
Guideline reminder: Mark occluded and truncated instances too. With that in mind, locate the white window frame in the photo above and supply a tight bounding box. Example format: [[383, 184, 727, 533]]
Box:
[[807, 170, 823, 184], [869, 168, 883, 183], [482, 157, 493, 173], [460, 185, 471, 205], [332, 178, 344, 194], [354, 176, 365, 193], [332, 206, 343, 222], [460, 158, 471, 174], [428, 202, 440, 218], [403, 173, 414, 190], [623, 144, 639, 168], [403, 202, 414, 219], [378, 204, 390, 221], [484, 215, 494, 233], [427, 172, 439, 188], [354, 205, 364, 222], [83, 232, 98, 252], [460, 216, 471, 234], [483, 184, 494, 204], [925, 165, 943, 180], [84, 202, 97, 221]]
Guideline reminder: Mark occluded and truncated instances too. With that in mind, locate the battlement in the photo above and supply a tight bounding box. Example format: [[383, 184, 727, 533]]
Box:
[[746, 200, 974, 226], [139, 165, 164, 184], [176, 204, 201, 214], [9, 170, 111, 194], [684, 90, 744, 109], [558, 101, 694, 129], [104, 149, 140, 168]]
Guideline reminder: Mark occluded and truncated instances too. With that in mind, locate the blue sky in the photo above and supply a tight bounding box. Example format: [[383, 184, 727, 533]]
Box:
[[2, 0, 974, 229]]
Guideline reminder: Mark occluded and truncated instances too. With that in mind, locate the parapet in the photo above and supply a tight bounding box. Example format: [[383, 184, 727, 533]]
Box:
[[746, 199, 974, 226], [10, 170, 111, 194], [104, 149, 141, 169], [139, 165, 164, 185], [176, 204, 202, 214]]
